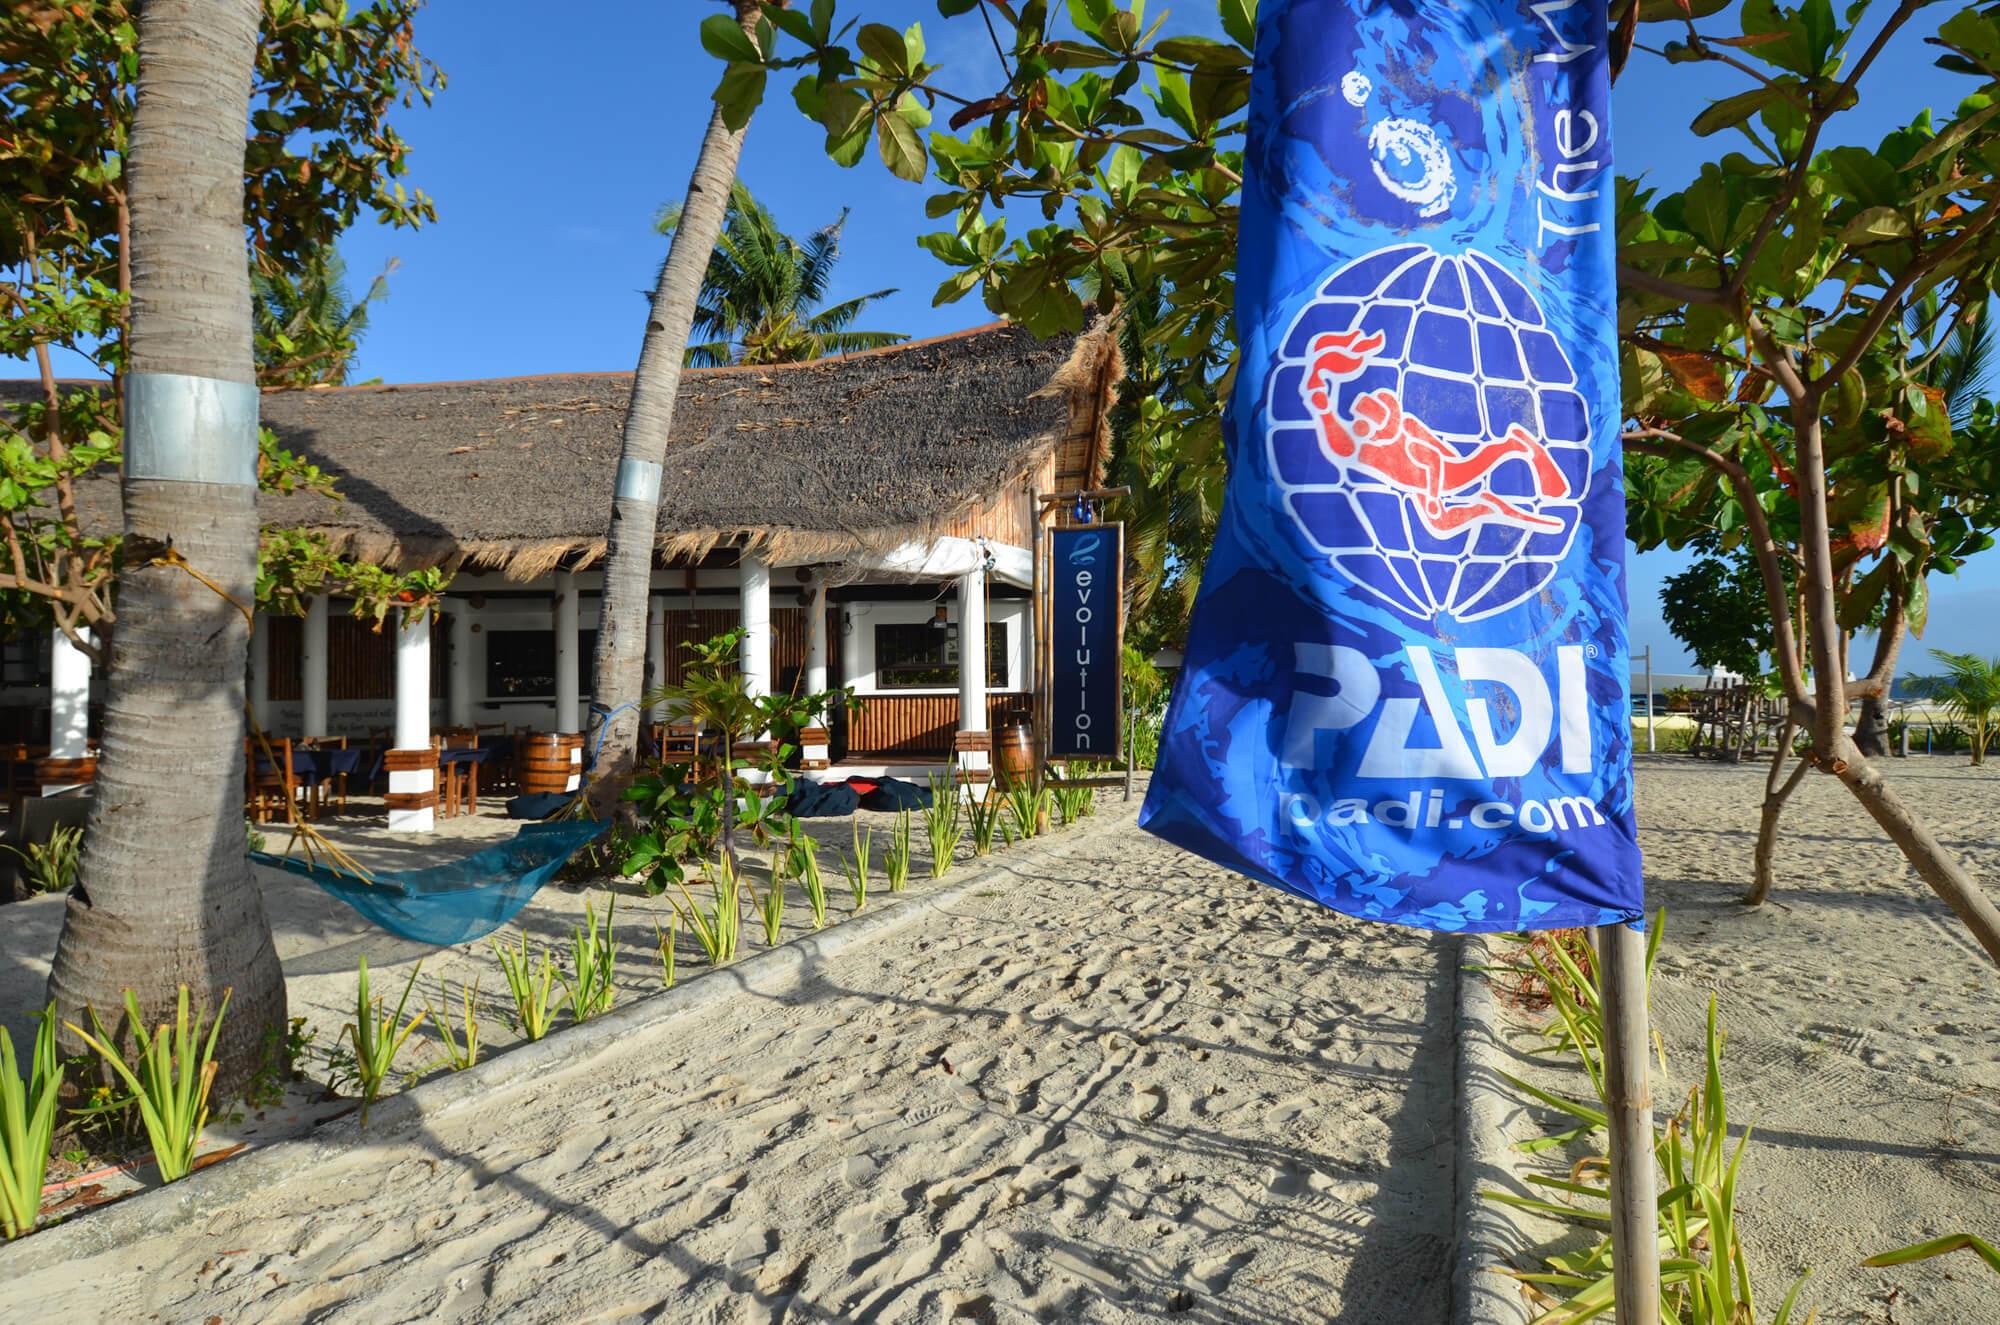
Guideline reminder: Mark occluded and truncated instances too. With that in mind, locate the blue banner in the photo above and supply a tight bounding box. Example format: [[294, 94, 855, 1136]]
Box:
[[1139, 0, 1644, 932], [1048, 525, 1123, 759]]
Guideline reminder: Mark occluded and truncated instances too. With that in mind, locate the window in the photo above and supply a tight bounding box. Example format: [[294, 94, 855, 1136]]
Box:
[[875, 621, 1008, 690], [487, 630, 596, 700], [487, 630, 554, 699]]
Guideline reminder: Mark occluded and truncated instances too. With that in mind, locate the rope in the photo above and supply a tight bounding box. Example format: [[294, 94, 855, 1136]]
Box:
[[145, 545, 374, 883]]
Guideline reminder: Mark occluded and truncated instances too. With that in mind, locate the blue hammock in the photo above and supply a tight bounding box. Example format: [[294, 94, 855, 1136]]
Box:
[[252, 819, 608, 946]]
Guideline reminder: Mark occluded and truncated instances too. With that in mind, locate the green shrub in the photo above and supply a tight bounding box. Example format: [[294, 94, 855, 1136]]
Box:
[[67, 986, 230, 1183], [0, 1006, 62, 1238], [2, 824, 83, 896]]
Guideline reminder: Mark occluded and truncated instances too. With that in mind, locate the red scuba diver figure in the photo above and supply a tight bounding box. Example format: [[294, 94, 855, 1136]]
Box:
[[1303, 328, 1572, 535]]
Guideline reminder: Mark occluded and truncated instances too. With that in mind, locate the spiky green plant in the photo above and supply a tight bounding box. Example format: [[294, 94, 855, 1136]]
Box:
[[967, 790, 1004, 856], [425, 975, 482, 1073], [656, 920, 678, 989], [1052, 782, 1094, 826], [841, 843, 870, 911], [559, 896, 618, 1023], [674, 854, 743, 965], [491, 930, 561, 1041], [338, 958, 427, 1125], [0, 824, 83, 896], [1005, 780, 1049, 840], [885, 810, 912, 893], [0, 1005, 63, 1238], [790, 827, 829, 928], [923, 774, 963, 878], [1485, 914, 1811, 1325], [848, 821, 874, 908], [67, 986, 231, 1183], [757, 851, 788, 944]]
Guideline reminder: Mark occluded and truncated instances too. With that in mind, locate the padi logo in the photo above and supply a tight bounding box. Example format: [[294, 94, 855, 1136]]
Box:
[[1281, 642, 1592, 779], [1264, 245, 1594, 623]]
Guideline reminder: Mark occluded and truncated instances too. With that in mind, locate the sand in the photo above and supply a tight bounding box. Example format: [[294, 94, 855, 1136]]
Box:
[[8, 792, 1458, 1324], [1494, 754, 2000, 1324]]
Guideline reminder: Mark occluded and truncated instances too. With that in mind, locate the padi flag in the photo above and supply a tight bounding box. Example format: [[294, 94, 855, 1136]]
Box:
[[1139, 0, 1644, 932]]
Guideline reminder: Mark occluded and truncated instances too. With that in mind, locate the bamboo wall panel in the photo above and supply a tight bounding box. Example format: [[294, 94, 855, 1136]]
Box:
[[655, 607, 806, 690], [942, 477, 1038, 549], [847, 692, 1031, 758], [268, 616, 302, 702]]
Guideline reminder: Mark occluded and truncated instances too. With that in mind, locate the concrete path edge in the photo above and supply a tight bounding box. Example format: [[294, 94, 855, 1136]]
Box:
[[1, 806, 1138, 1274], [1451, 931, 1535, 1325]]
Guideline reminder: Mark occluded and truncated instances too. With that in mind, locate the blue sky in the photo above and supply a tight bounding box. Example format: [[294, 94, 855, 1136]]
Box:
[[45, 1, 2000, 672]]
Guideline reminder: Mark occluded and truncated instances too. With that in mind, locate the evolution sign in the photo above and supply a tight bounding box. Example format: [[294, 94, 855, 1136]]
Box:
[[1046, 524, 1123, 761]]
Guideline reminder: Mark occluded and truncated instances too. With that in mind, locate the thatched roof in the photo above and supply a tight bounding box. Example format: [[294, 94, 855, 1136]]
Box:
[[14, 321, 1118, 579]]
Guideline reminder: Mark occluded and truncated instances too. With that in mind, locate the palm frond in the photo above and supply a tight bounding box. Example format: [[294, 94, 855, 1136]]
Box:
[[806, 292, 898, 336], [815, 330, 908, 357]]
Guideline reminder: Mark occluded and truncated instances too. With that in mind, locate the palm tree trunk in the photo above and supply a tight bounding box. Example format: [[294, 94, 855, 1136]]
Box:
[[588, 0, 761, 816], [45, 0, 285, 1097]]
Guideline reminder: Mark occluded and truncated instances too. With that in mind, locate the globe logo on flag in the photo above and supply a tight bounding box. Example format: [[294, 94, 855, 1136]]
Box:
[[1264, 244, 1594, 623]]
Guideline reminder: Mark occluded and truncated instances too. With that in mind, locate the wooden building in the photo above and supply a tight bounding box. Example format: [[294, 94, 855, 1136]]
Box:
[[4, 322, 1118, 826]]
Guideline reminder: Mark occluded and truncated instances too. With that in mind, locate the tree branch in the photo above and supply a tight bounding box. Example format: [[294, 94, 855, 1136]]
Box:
[[1623, 428, 1812, 708], [1618, 263, 1729, 306]]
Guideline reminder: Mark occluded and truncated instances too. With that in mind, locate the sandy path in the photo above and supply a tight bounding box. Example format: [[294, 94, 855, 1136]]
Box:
[[1629, 756, 2000, 1325], [15, 802, 1456, 1324]]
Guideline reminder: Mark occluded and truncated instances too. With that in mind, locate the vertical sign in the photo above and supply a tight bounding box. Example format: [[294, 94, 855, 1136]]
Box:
[[1140, 0, 1644, 933], [1046, 524, 1123, 760]]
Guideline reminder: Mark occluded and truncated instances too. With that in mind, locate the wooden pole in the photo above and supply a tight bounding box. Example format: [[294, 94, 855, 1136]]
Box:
[[1598, 921, 1660, 1325]]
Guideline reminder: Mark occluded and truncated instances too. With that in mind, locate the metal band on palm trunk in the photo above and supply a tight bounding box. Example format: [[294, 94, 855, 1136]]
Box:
[[615, 457, 663, 505], [124, 372, 260, 487]]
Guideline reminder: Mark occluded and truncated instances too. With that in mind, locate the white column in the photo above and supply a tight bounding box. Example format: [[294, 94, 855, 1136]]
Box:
[[645, 593, 668, 724], [302, 594, 329, 738], [388, 608, 434, 833], [248, 613, 271, 729], [447, 604, 475, 728], [739, 555, 771, 700], [805, 579, 828, 696], [554, 570, 579, 732], [45, 629, 93, 794], [956, 564, 990, 791]]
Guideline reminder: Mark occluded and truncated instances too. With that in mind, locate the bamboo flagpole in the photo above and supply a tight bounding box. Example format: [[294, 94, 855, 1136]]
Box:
[[1599, 922, 1660, 1324]]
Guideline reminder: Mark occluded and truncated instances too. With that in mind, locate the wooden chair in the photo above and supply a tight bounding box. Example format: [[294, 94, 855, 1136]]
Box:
[[245, 736, 297, 824], [435, 729, 480, 818], [304, 735, 351, 818], [662, 721, 701, 770]]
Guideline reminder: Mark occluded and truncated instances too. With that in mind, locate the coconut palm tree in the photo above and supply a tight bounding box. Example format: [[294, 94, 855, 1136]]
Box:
[[587, 0, 765, 816], [656, 183, 905, 367], [46, 0, 286, 1092], [252, 249, 396, 387], [1907, 651, 2000, 764]]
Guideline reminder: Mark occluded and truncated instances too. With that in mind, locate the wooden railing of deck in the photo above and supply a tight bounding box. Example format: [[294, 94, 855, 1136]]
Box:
[[847, 692, 1031, 759]]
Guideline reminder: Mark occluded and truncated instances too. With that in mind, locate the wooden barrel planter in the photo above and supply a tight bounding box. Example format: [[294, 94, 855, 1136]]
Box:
[[518, 732, 582, 795], [996, 719, 1037, 788]]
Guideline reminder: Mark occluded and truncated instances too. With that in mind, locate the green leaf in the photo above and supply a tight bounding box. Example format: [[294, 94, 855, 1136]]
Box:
[[858, 22, 910, 76], [1863, 1232, 2000, 1274], [1907, 573, 1930, 637], [1154, 37, 1247, 70], [1220, 0, 1257, 50], [699, 13, 761, 65], [1838, 205, 1911, 245], [878, 109, 929, 182], [1691, 85, 1786, 137], [712, 63, 767, 132]]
